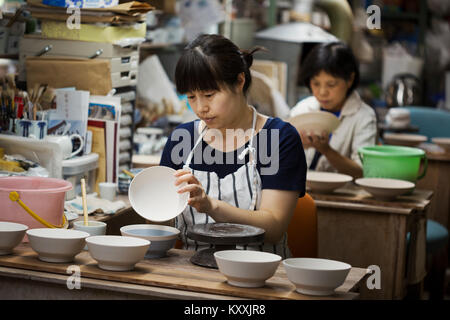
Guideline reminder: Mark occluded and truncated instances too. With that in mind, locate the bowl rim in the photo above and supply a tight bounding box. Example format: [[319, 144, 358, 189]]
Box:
[[0, 221, 29, 232], [432, 137, 450, 144], [26, 228, 90, 239], [306, 171, 353, 183], [86, 235, 150, 247], [214, 250, 282, 264], [355, 177, 415, 190], [383, 133, 428, 142], [282, 258, 351, 271], [120, 224, 180, 240], [128, 166, 189, 222]]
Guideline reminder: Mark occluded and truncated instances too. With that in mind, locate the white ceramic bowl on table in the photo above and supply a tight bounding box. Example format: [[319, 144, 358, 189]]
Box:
[[120, 224, 180, 258], [86, 235, 150, 271], [26, 228, 89, 263], [214, 250, 281, 288], [355, 177, 415, 201], [129, 166, 189, 222], [288, 111, 340, 135], [432, 137, 450, 152], [283, 258, 351, 296], [0, 222, 28, 255], [383, 133, 427, 147], [306, 171, 353, 193]]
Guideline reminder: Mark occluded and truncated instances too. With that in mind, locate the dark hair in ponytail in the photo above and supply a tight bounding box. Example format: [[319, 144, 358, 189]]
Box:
[[175, 34, 265, 95]]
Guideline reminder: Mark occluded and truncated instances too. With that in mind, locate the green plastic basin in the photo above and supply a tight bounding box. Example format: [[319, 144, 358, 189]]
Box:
[[358, 145, 427, 183]]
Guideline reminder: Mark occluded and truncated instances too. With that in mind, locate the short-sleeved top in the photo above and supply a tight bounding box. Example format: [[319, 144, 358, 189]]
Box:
[[160, 117, 307, 196], [289, 91, 377, 172]]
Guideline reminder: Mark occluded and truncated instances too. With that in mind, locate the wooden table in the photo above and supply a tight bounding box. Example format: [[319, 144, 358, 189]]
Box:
[[310, 184, 432, 300], [416, 148, 450, 234], [0, 244, 369, 300]]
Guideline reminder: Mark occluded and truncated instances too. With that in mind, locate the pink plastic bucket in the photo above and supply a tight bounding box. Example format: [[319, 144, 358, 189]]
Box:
[[0, 177, 72, 241]]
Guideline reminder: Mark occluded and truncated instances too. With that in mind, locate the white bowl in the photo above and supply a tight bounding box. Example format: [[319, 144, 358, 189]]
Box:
[[355, 178, 415, 201], [283, 258, 351, 296], [432, 137, 450, 152], [86, 235, 150, 271], [129, 166, 189, 222], [26, 228, 89, 263], [383, 133, 427, 147], [306, 171, 353, 193], [120, 224, 180, 258], [288, 111, 340, 135], [0, 222, 28, 255], [214, 250, 281, 288]]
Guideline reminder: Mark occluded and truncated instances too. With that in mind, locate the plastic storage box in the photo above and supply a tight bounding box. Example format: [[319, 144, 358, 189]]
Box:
[[62, 153, 99, 200]]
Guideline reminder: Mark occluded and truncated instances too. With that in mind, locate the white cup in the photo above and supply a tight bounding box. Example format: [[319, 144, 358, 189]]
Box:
[[73, 220, 107, 250], [99, 182, 117, 201], [44, 134, 84, 159]]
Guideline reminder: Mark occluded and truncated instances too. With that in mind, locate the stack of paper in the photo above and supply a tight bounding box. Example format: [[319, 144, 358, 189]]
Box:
[[25, 0, 154, 24], [87, 95, 121, 185]]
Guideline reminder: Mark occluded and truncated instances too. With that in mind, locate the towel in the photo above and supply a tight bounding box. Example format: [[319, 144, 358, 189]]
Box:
[[65, 193, 126, 215]]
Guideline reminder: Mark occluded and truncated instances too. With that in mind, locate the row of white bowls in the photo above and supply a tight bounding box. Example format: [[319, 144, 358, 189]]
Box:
[[0, 222, 181, 272], [1, 222, 350, 296], [214, 250, 352, 296], [307, 171, 416, 201]]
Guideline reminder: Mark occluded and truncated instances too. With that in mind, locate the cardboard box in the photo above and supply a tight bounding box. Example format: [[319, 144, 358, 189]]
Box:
[[26, 57, 112, 95], [41, 20, 146, 43], [19, 36, 139, 87]]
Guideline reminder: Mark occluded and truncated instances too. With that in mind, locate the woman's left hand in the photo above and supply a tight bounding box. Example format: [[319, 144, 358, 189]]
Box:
[[174, 169, 215, 214], [309, 131, 331, 154]]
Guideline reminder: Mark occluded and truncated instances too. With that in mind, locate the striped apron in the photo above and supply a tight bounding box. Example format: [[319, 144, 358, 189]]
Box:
[[176, 107, 291, 258]]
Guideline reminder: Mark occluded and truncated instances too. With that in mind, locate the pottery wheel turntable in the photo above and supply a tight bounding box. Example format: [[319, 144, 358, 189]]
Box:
[[187, 223, 265, 268]]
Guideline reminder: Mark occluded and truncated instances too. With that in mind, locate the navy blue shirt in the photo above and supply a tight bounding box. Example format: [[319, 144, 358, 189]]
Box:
[[160, 117, 307, 196]]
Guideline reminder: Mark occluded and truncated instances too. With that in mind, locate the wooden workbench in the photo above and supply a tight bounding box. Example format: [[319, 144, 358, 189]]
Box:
[[0, 244, 369, 300], [310, 184, 432, 300], [416, 148, 450, 235]]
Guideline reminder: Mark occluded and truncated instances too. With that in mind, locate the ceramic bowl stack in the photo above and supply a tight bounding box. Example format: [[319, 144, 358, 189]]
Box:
[[120, 224, 180, 258], [118, 168, 143, 194], [385, 108, 410, 128], [306, 171, 353, 193], [355, 178, 415, 201], [86, 235, 150, 271], [288, 111, 340, 135], [383, 133, 427, 147], [0, 222, 28, 255], [129, 166, 189, 222], [214, 250, 281, 288], [432, 137, 450, 152], [26, 228, 89, 263], [283, 258, 351, 296]]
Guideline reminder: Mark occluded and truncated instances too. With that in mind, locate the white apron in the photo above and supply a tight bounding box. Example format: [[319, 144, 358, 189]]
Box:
[[176, 107, 291, 258]]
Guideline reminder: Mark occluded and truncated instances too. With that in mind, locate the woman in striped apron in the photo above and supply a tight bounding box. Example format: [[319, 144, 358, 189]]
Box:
[[160, 34, 307, 259]]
